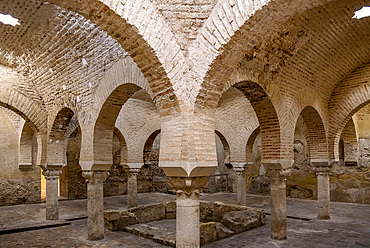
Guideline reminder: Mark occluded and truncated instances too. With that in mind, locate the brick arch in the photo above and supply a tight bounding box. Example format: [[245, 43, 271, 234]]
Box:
[[191, 0, 334, 108], [143, 129, 161, 165], [48, 107, 75, 166], [215, 120, 234, 160], [328, 64, 370, 161], [340, 118, 358, 164], [113, 127, 127, 166], [115, 89, 161, 166], [93, 83, 142, 170], [93, 56, 155, 120], [0, 89, 47, 132], [296, 106, 328, 161], [215, 87, 259, 163], [215, 130, 231, 164], [48, 0, 183, 112], [281, 88, 328, 161], [18, 121, 36, 170], [295, 115, 309, 141], [116, 116, 161, 166], [233, 81, 281, 163], [64, 115, 80, 140], [246, 127, 260, 164]]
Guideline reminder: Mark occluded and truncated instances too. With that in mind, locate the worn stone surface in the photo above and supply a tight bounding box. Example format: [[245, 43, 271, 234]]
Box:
[[221, 209, 264, 233], [0, 178, 41, 206], [117, 200, 264, 246], [129, 203, 166, 224], [0, 193, 369, 247], [124, 220, 176, 247]]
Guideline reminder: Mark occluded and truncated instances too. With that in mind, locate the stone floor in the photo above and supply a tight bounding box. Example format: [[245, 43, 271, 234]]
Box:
[[0, 192, 369, 247]]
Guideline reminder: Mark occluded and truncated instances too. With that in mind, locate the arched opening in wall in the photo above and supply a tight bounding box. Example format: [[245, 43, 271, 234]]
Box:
[[19, 122, 36, 170], [0, 108, 41, 206], [103, 128, 128, 197], [340, 118, 358, 166], [18, 121, 41, 199], [93, 83, 141, 170], [331, 104, 370, 204], [244, 127, 270, 195], [143, 130, 168, 193], [233, 81, 281, 163], [47, 107, 75, 199], [287, 106, 328, 200], [247, 132, 270, 195], [220, 81, 280, 197], [93, 83, 162, 198], [289, 124, 315, 200], [59, 127, 86, 199], [205, 130, 232, 193]]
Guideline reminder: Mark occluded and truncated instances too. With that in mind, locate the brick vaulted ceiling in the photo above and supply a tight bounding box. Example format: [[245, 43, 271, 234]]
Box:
[[0, 0, 369, 115], [0, 0, 221, 112], [154, 0, 219, 49], [0, 0, 126, 109]]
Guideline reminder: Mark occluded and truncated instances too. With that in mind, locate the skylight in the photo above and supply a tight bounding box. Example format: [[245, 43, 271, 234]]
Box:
[[0, 13, 20, 26], [353, 6, 370, 19]]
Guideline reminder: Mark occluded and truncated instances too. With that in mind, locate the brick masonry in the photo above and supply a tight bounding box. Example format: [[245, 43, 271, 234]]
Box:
[[0, 0, 369, 204]]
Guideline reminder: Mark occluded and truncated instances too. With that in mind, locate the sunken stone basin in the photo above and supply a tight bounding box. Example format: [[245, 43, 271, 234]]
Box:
[[104, 201, 265, 247]]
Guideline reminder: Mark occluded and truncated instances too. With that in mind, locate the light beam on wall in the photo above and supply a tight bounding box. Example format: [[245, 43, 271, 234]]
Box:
[[0, 13, 20, 26], [353, 6, 370, 19]]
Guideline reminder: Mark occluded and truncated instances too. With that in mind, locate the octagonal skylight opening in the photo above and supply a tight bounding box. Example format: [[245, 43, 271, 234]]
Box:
[[0, 13, 20, 26], [353, 6, 370, 19]]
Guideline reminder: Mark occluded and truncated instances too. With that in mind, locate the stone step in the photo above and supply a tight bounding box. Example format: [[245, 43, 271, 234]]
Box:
[[124, 219, 176, 247], [0, 220, 71, 235]]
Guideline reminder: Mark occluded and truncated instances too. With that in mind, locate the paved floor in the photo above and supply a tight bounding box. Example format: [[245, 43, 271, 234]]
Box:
[[0, 192, 369, 247]]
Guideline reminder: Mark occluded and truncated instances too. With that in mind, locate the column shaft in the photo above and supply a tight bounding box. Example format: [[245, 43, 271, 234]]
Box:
[[127, 169, 140, 208], [317, 171, 330, 219], [264, 165, 290, 241], [43, 170, 61, 220], [169, 177, 208, 248], [83, 171, 109, 240], [236, 169, 246, 205], [270, 176, 287, 240]]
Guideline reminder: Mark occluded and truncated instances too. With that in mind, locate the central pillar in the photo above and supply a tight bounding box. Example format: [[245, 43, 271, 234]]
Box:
[[43, 169, 62, 220], [264, 164, 290, 240], [314, 164, 330, 219], [82, 171, 109, 240], [127, 168, 140, 208], [234, 166, 246, 205], [169, 177, 208, 248]]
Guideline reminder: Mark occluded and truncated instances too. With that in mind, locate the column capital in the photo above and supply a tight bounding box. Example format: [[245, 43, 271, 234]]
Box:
[[314, 166, 330, 175], [169, 177, 208, 198], [42, 169, 62, 180], [233, 166, 245, 176], [311, 160, 329, 167], [264, 167, 291, 180], [124, 168, 141, 174], [311, 160, 330, 174], [82, 171, 109, 185]]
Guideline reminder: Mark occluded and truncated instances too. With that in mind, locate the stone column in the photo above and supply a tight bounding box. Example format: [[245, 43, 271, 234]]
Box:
[[82, 171, 109, 240], [43, 169, 62, 220], [127, 168, 140, 208], [314, 164, 330, 219], [234, 166, 246, 205], [169, 177, 208, 248], [264, 164, 290, 240]]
